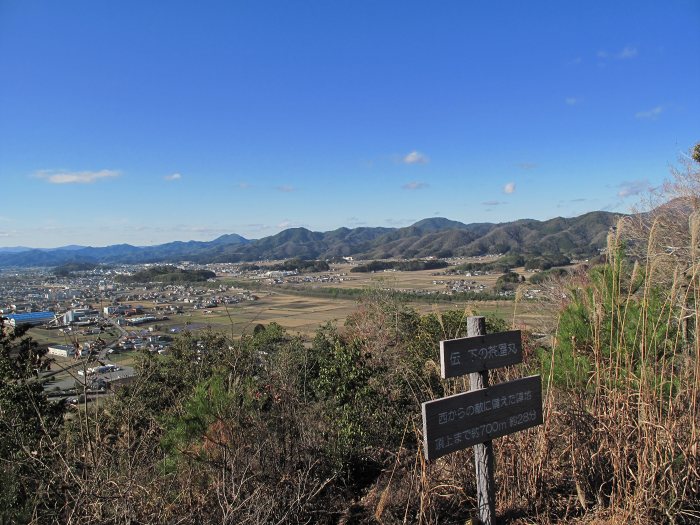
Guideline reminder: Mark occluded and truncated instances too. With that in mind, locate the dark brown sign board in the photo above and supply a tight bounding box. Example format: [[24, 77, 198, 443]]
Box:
[[440, 330, 522, 378], [422, 374, 542, 461]]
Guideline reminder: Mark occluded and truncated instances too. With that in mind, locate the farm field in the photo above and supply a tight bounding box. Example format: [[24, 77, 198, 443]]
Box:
[[201, 260, 553, 337], [27, 326, 120, 349], [23, 258, 555, 351], [315, 260, 511, 291], [148, 291, 553, 340], [153, 293, 363, 338]]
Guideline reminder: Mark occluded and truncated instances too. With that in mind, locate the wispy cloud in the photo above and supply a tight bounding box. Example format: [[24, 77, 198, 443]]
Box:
[[276, 185, 296, 193], [617, 46, 638, 59], [617, 179, 649, 198], [244, 223, 267, 232], [164, 173, 182, 181], [35, 169, 120, 184], [565, 97, 579, 106], [598, 46, 638, 61], [385, 218, 413, 226], [635, 106, 663, 120], [347, 216, 366, 226], [517, 162, 538, 170], [172, 225, 230, 235], [557, 197, 589, 208], [602, 201, 623, 212], [277, 220, 304, 229], [402, 151, 429, 165], [482, 200, 506, 206], [237, 182, 251, 189], [402, 181, 429, 190], [503, 182, 516, 194]]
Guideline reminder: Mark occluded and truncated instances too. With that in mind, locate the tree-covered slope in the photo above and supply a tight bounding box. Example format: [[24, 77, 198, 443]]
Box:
[[0, 211, 621, 267]]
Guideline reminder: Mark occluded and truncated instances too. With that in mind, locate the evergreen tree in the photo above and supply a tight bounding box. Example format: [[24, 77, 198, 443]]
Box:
[[0, 320, 64, 522]]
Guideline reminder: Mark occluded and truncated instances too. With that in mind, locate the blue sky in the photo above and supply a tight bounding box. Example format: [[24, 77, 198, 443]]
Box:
[[1, 1, 698, 248]]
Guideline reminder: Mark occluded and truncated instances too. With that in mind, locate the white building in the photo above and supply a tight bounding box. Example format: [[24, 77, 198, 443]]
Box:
[[63, 308, 99, 325], [47, 344, 77, 358]]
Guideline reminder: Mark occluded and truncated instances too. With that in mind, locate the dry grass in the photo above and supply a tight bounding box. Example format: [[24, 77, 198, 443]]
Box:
[[11, 152, 699, 525]]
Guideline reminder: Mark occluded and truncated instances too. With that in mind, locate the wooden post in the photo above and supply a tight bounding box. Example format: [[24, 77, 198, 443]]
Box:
[[468, 316, 496, 525], [423, 321, 542, 521]]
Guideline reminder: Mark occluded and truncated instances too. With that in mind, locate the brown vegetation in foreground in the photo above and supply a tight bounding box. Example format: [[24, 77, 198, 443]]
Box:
[[2, 148, 699, 524]]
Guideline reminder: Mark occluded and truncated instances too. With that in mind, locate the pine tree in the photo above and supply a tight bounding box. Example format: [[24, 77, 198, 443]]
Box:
[[0, 320, 64, 522]]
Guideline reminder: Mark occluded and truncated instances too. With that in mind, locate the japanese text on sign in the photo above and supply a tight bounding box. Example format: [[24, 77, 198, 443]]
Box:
[[422, 374, 542, 461], [440, 330, 522, 378]]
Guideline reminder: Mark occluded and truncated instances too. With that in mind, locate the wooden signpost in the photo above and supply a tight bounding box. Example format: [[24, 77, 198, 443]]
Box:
[[422, 374, 542, 460], [421, 317, 543, 525], [440, 329, 523, 378]]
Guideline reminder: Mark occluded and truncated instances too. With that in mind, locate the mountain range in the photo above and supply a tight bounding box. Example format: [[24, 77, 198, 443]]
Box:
[[0, 211, 621, 267]]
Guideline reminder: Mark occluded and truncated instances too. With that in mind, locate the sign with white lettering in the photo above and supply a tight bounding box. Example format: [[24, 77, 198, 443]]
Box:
[[422, 374, 542, 461], [440, 330, 522, 378]]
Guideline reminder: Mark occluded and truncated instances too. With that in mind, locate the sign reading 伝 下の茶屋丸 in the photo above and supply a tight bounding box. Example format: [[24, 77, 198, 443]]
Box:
[[440, 330, 522, 378], [422, 374, 542, 461]]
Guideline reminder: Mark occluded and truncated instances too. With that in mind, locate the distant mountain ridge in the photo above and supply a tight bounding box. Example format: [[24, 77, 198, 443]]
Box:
[[0, 212, 621, 267], [0, 244, 87, 254]]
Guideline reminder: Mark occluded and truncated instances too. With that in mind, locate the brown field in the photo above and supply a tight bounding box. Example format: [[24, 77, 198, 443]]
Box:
[[319, 261, 506, 291], [154, 293, 361, 338], [153, 292, 552, 340], [27, 259, 554, 346], [27, 326, 120, 349]]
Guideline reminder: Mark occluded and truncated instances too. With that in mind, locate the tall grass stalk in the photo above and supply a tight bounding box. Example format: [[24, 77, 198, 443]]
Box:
[[542, 215, 700, 523]]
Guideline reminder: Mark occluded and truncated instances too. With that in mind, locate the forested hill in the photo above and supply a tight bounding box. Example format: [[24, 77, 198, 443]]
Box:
[[0, 211, 620, 267]]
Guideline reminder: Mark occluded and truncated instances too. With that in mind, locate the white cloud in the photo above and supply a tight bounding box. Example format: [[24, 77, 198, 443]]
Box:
[[237, 182, 251, 189], [276, 185, 296, 193], [171, 225, 231, 235], [503, 182, 516, 194], [517, 162, 538, 170], [347, 216, 366, 226], [164, 173, 182, 181], [403, 151, 429, 164], [565, 97, 579, 105], [482, 200, 506, 206], [635, 106, 663, 120], [617, 180, 649, 198], [402, 181, 429, 190], [242, 223, 268, 233], [602, 201, 623, 212], [385, 217, 413, 226], [276, 220, 304, 229], [35, 169, 120, 184], [598, 46, 638, 61], [617, 46, 638, 59]]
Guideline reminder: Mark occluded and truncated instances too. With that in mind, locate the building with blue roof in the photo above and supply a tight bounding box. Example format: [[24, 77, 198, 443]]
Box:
[[2, 311, 57, 328]]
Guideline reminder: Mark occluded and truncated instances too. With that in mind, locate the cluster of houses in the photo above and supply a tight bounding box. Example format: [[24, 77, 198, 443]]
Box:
[[433, 279, 487, 294], [264, 272, 350, 286]]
